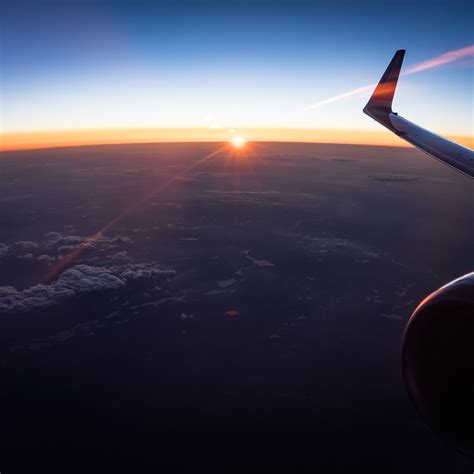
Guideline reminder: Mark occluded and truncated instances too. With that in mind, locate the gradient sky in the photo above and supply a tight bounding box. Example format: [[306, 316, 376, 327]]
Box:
[[1, 0, 473, 140]]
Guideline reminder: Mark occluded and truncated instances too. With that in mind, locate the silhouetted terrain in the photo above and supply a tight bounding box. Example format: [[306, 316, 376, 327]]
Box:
[[0, 142, 472, 473]]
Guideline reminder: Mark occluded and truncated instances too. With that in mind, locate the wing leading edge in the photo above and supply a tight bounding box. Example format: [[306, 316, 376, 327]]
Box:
[[364, 50, 474, 178]]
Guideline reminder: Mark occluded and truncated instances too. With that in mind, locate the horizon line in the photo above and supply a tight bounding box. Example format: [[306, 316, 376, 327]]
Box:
[[1, 127, 472, 152]]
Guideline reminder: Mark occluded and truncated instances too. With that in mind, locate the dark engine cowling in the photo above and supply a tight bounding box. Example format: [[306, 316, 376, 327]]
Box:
[[402, 273, 474, 458]]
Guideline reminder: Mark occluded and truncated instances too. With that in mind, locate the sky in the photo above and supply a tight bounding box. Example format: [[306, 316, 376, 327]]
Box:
[[1, 0, 473, 149]]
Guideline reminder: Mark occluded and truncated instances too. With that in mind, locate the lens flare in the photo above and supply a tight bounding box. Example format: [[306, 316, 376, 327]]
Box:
[[40, 145, 227, 284]]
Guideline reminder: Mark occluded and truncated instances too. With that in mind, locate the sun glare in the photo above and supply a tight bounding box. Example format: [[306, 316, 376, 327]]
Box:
[[231, 136, 246, 148]]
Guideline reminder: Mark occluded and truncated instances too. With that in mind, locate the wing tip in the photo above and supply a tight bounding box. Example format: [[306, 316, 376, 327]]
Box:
[[364, 49, 406, 114]]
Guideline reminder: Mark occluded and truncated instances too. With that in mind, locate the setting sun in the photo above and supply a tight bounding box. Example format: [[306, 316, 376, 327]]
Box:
[[231, 135, 246, 148]]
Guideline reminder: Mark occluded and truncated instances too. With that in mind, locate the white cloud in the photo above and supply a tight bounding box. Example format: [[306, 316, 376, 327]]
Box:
[[112, 263, 176, 281], [15, 241, 38, 250], [244, 250, 274, 268], [2, 233, 134, 264], [0, 243, 9, 258], [0, 231, 178, 314], [0, 265, 124, 314], [59, 265, 125, 293], [108, 251, 129, 261], [0, 261, 175, 315], [37, 254, 56, 264]]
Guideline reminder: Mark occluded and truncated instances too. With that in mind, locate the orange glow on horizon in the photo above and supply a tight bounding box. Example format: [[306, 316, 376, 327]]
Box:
[[1, 127, 471, 152]]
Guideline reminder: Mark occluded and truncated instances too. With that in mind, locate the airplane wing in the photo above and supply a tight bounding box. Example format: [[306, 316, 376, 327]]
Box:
[[363, 50, 474, 178]]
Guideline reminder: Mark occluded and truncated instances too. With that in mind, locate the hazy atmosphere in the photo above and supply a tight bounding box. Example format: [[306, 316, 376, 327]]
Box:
[[1, 0, 473, 149]]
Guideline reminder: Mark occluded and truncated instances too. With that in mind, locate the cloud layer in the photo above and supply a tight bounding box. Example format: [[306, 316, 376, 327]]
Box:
[[0, 232, 176, 315], [0, 262, 175, 314]]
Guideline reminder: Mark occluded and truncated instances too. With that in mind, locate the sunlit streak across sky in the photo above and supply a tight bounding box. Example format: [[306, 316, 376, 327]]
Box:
[[299, 44, 474, 113]]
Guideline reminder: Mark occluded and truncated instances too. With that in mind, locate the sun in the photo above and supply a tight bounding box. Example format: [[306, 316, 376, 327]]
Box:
[[231, 135, 246, 148]]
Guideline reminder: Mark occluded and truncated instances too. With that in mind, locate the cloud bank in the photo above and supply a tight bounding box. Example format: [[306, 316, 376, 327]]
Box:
[[0, 230, 176, 314]]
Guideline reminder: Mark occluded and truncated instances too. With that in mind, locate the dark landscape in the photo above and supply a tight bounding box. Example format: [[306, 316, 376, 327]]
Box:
[[0, 142, 472, 472]]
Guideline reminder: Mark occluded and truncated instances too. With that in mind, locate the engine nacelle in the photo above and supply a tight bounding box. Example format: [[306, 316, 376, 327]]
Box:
[[402, 273, 474, 457]]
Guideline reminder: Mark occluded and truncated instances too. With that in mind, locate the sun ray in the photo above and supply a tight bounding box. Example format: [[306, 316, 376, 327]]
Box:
[[40, 144, 228, 284]]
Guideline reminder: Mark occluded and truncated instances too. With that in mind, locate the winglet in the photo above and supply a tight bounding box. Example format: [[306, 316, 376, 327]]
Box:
[[364, 49, 405, 115], [362, 50, 473, 178]]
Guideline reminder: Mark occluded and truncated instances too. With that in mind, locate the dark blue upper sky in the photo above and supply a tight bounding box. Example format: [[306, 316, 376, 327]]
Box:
[[2, 0, 473, 135]]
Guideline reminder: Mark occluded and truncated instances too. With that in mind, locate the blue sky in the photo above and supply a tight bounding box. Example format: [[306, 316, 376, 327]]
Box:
[[1, 0, 473, 136]]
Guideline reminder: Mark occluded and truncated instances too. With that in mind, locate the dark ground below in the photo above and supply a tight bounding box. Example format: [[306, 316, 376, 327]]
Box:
[[0, 142, 472, 472]]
